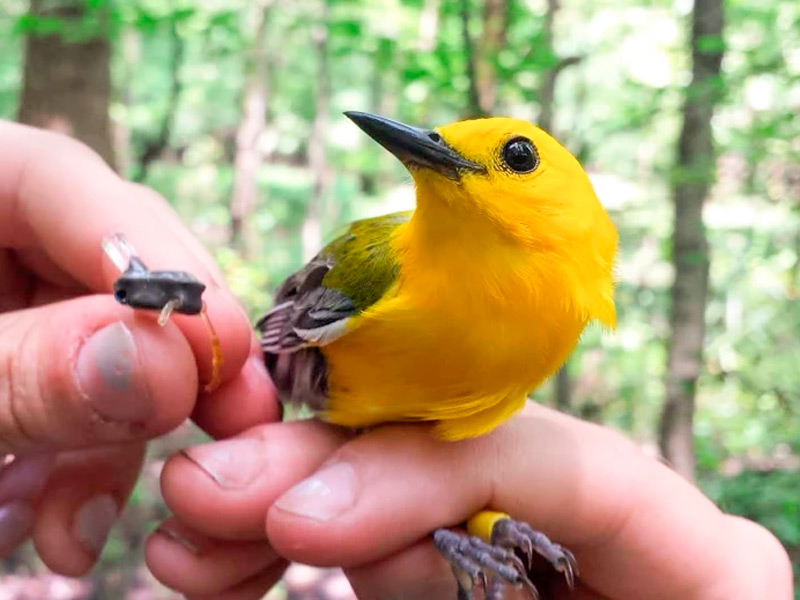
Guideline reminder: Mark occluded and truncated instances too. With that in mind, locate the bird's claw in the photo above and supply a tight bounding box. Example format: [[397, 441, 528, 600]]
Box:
[[434, 528, 541, 600], [491, 518, 579, 589]]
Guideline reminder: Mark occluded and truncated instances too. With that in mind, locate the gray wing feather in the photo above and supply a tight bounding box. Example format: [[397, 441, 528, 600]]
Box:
[[257, 260, 356, 354], [257, 212, 408, 410], [256, 256, 357, 408]]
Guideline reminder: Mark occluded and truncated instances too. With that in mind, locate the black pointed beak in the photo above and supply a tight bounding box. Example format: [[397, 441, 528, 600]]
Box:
[[344, 111, 484, 180]]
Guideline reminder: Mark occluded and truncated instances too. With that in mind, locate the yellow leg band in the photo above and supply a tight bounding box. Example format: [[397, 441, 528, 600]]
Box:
[[466, 510, 511, 542]]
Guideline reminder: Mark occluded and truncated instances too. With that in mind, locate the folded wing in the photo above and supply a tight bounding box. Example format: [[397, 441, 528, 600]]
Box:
[[256, 211, 410, 408]]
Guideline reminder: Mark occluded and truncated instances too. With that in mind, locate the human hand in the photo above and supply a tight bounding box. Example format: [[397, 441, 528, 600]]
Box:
[[148, 404, 792, 599], [0, 120, 280, 576]]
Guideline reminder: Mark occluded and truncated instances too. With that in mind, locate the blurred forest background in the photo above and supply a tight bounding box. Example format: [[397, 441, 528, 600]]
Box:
[[1, 0, 799, 597]]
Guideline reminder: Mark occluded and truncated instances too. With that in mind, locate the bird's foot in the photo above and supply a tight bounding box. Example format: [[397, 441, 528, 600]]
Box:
[[491, 518, 578, 589], [434, 528, 540, 600], [434, 518, 578, 600]]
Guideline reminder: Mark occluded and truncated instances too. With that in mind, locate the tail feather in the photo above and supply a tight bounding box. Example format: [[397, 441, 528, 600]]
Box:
[[264, 347, 329, 411]]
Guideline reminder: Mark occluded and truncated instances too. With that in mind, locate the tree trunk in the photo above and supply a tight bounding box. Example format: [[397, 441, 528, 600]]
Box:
[[459, 0, 508, 117], [458, 0, 484, 118], [18, 0, 115, 168], [537, 0, 559, 131], [230, 0, 273, 257], [134, 11, 185, 182], [659, 0, 724, 482], [475, 0, 508, 114], [553, 366, 572, 412], [538, 57, 580, 134], [301, 0, 330, 262], [536, 0, 581, 135]]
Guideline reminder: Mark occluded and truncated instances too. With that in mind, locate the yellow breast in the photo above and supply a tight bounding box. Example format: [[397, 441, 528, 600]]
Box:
[[320, 217, 590, 440]]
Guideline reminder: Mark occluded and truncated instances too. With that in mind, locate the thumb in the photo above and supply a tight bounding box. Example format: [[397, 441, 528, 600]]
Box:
[[0, 295, 198, 453]]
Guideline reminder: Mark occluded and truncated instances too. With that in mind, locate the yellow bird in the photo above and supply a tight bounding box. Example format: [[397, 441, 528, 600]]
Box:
[[258, 112, 617, 599]]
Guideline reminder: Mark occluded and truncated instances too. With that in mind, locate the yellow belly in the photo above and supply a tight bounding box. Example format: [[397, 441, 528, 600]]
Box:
[[320, 294, 585, 440]]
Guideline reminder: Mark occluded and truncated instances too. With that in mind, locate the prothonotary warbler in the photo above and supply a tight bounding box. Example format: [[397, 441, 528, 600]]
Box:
[[258, 111, 617, 599]]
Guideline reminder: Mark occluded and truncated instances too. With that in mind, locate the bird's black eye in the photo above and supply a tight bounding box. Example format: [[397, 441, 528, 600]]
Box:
[[501, 137, 538, 173]]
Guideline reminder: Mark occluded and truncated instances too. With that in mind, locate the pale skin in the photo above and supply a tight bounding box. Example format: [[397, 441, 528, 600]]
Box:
[[149, 406, 793, 600], [0, 121, 278, 574], [0, 121, 791, 599]]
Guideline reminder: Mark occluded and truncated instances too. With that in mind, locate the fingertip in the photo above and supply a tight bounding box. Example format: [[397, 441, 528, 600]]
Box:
[[265, 425, 480, 567], [0, 453, 55, 506], [173, 284, 253, 389], [1, 297, 197, 453], [31, 444, 144, 576], [722, 515, 793, 595], [0, 501, 35, 558], [193, 354, 281, 439], [160, 443, 271, 541], [161, 421, 348, 541], [185, 561, 288, 600], [144, 524, 211, 595], [145, 518, 280, 597], [144, 517, 210, 588]]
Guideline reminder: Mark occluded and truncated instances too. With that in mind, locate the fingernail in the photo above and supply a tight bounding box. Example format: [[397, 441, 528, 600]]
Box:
[[275, 462, 356, 522], [156, 525, 201, 555], [182, 438, 266, 489], [76, 322, 151, 422], [0, 502, 35, 555], [73, 494, 117, 556], [0, 454, 54, 505]]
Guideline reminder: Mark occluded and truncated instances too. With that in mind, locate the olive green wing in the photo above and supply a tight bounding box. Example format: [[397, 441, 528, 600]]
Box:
[[256, 211, 410, 407]]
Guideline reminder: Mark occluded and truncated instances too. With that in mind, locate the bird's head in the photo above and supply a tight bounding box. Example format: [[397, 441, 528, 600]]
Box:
[[345, 111, 617, 326]]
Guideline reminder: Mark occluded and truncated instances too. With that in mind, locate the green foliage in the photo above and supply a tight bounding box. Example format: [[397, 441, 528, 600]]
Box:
[[707, 470, 800, 546], [0, 1, 23, 118], [704, 469, 800, 596]]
